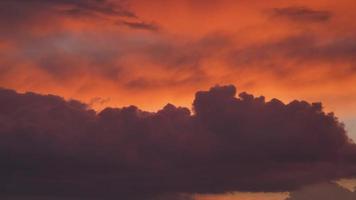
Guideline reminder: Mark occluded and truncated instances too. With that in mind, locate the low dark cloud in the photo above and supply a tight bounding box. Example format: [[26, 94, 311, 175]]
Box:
[[1, 85, 356, 199], [272, 6, 332, 22], [286, 182, 356, 200]]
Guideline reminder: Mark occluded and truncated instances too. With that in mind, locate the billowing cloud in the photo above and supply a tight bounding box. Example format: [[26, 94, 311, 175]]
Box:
[[1, 85, 356, 199], [0, 0, 356, 122], [1, 1, 356, 197]]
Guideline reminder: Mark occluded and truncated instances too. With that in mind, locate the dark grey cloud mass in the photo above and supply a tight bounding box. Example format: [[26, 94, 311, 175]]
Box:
[[0, 85, 356, 199], [286, 182, 356, 200]]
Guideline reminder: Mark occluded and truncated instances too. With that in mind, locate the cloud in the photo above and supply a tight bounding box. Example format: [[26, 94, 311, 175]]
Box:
[[286, 182, 356, 200], [0, 31, 223, 92], [0, 0, 159, 37], [1, 0, 136, 18], [272, 6, 332, 23], [61, 0, 136, 17], [1, 85, 356, 199], [229, 34, 356, 77], [120, 21, 159, 31]]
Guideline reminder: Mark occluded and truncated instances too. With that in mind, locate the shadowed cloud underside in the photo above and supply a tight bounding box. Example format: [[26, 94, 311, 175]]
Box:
[[0, 85, 356, 199]]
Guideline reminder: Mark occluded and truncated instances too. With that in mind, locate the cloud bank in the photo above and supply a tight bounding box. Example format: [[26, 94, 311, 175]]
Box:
[[286, 182, 356, 200], [0, 85, 356, 199]]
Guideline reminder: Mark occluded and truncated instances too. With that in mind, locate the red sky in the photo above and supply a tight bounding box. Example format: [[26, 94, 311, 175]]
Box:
[[2, 1, 356, 116], [1, 1, 356, 199], [1, 0, 356, 115]]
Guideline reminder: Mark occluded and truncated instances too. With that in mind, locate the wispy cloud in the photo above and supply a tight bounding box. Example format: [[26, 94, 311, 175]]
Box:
[[121, 20, 159, 31], [272, 6, 332, 22]]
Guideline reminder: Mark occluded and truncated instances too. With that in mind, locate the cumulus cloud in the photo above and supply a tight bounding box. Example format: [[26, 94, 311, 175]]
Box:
[[0, 85, 356, 199]]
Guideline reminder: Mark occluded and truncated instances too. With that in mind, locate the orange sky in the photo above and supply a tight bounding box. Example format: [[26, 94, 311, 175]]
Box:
[[1, 2, 356, 113], [1, 1, 356, 199], [1, 0, 355, 141]]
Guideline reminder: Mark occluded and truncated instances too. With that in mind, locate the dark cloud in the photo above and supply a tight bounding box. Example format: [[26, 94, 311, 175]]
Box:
[[229, 34, 356, 76], [272, 6, 332, 22], [120, 21, 159, 31], [286, 182, 356, 200], [0, 85, 356, 199], [0, 32, 128, 81], [61, 0, 136, 17], [0, 0, 138, 37], [144, 33, 232, 67], [281, 35, 356, 62], [1, 0, 136, 18]]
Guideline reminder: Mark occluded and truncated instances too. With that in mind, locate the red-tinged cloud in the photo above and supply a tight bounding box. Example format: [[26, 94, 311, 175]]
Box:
[[272, 6, 332, 23], [229, 34, 356, 73], [1, 0, 356, 118], [0, 0, 157, 36], [1, 85, 356, 199], [0, 0, 135, 19]]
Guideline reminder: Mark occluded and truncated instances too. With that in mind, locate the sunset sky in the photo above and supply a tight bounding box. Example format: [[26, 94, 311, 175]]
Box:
[[1, 0, 356, 199]]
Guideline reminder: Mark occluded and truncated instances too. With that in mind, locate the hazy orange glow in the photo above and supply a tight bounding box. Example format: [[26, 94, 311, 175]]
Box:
[[194, 192, 289, 200], [1, 0, 356, 140], [0, 0, 356, 117], [2, 1, 356, 199]]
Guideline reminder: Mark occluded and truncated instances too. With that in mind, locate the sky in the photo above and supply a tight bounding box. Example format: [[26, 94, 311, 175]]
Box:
[[1, 0, 356, 199]]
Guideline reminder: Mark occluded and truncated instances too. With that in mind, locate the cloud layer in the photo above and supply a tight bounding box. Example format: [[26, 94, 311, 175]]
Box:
[[272, 6, 332, 23], [1, 0, 356, 119], [1, 85, 356, 199], [286, 182, 356, 200]]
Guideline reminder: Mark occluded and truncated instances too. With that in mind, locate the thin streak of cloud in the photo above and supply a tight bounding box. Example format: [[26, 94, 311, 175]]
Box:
[[272, 6, 332, 22]]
